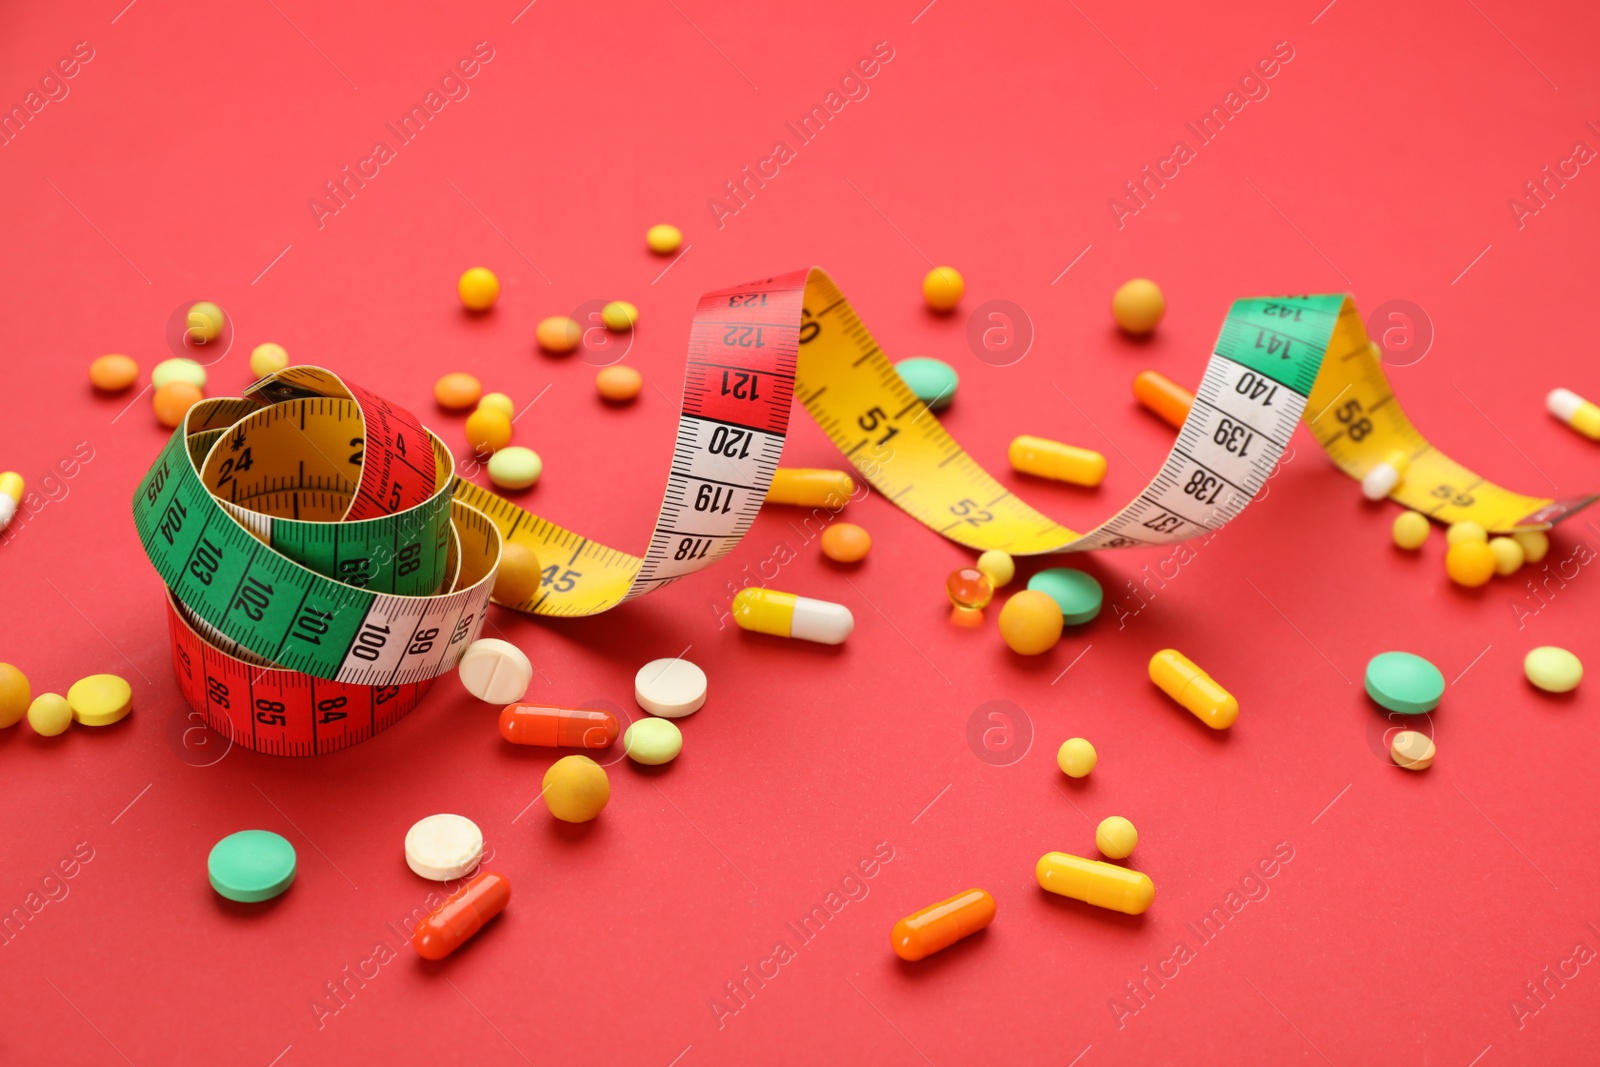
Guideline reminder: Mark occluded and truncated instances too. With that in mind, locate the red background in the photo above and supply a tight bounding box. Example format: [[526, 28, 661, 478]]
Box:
[[3, 1, 1599, 1063]]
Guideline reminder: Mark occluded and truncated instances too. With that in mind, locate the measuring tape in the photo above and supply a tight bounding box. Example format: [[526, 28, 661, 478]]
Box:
[[134, 273, 1593, 754]]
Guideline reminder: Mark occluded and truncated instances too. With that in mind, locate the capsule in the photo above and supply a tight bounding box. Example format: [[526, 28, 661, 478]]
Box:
[[891, 888, 996, 961], [1008, 436, 1106, 487], [1133, 370, 1194, 429], [1035, 852, 1155, 915], [1148, 649, 1238, 729], [1548, 388, 1600, 441], [1360, 454, 1408, 501], [765, 468, 856, 508], [499, 704, 618, 748], [412, 871, 511, 960], [731, 588, 854, 644]]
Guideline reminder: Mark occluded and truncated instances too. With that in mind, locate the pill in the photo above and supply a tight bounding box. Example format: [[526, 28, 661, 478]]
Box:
[[458, 267, 500, 311], [66, 674, 132, 727], [493, 542, 542, 606], [536, 315, 581, 353], [998, 590, 1063, 655], [623, 717, 683, 765], [646, 223, 683, 254], [1547, 387, 1600, 441], [1057, 737, 1097, 778], [891, 888, 996, 961], [1027, 568, 1103, 625], [1390, 730, 1435, 771], [0, 473, 22, 529], [153, 382, 203, 428], [1364, 651, 1444, 715], [1009, 435, 1107, 487], [457, 639, 533, 704], [499, 704, 618, 748], [1095, 816, 1138, 859], [186, 301, 226, 344], [949, 605, 984, 628], [765, 468, 855, 507], [487, 446, 541, 490], [820, 523, 871, 562], [596, 365, 643, 402], [732, 588, 854, 645], [1149, 649, 1238, 729], [208, 829, 296, 902], [0, 663, 29, 729], [1112, 278, 1165, 334], [27, 693, 72, 737], [1524, 646, 1582, 693], [412, 870, 511, 959], [405, 814, 484, 881], [1392, 510, 1430, 550], [634, 657, 708, 718], [1489, 536, 1525, 576], [922, 266, 965, 312], [1445, 540, 1495, 587], [434, 372, 483, 410], [1361, 457, 1406, 501], [152, 357, 207, 390], [1133, 370, 1193, 428], [89, 354, 139, 392], [976, 550, 1014, 588], [249, 343, 289, 378], [465, 407, 512, 455], [894, 357, 958, 412], [1036, 851, 1155, 914], [1446, 521, 1486, 546], [0, 495, 12, 530], [946, 568, 994, 612], [601, 300, 638, 330], [478, 392, 515, 419], [542, 755, 609, 822], [1514, 529, 1550, 563]]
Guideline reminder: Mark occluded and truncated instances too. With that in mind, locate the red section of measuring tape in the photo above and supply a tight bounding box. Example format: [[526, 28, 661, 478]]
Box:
[[680, 275, 805, 435], [342, 379, 435, 521]]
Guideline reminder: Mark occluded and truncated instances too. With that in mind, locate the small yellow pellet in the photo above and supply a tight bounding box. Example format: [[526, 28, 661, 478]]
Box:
[[1111, 279, 1165, 335], [27, 693, 73, 737], [478, 392, 514, 419], [1390, 730, 1435, 771], [1056, 737, 1096, 778], [186, 301, 226, 344], [1445, 540, 1495, 587], [536, 316, 581, 353], [249, 343, 289, 378], [646, 224, 683, 254], [458, 267, 500, 311], [601, 301, 638, 331], [1095, 816, 1138, 859], [922, 266, 964, 312], [1514, 529, 1550, 563], [1488, 537, 1525, 576], [1008, 435, 1106, 487], [1446, 521, 1487, 546], [465, 408, 512, 455], [976, 550, 1015, 588], [1392, 510, 1430, 550]]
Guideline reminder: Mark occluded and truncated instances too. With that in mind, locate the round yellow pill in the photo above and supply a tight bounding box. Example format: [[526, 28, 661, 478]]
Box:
[[1446, 521, 1487, 546], [1392, 511, 1430, 550], [976, 549, 1015, 588], [601, 301, 638, 331], [478, 392, 515, 419], [1524, 646, 1582, 693], [1095, 816, 1138, 859], [543, 755, 610, 823], [0, 663, 31, 729], [1111, 279, 1165, 335], [1390, 730, 1435, 771], [486, 446, 541, 490], [464, 408, 513, 456], [186, 301, 226, 344], [458, 267, 500, 311], [89, 354, 139, 392], [1514, 529, 1550, 563], [1445, 540, 1496, 587], [997, 590, 1064, 655], [536, 316, 582, 353], [1488, 536, 1525, 576], [27, 693, 72, 737], [921, 266, 965, 312], [820, 523, 871, 563], [646, 224, 682, 254], [1056, 737, 1097, 778], [434, 372, 483, 410], [493, 542, 543, 606], [249, 343, 289, 378], [596, 365, 643, 402], [66, 673, 132, 727]]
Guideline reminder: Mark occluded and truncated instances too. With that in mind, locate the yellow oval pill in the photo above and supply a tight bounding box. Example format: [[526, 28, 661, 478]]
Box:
[[1446, 521, 1487, 546], [601, 301, 638, 331], [89, 354, 140, 392], [536, 316, 581, 353], [1390, 730, 1435, 771], [646, 224, 682, 254], [250, 343, 289, 378], [478, 392, 515, 419], [67, 673, 133, 727], [465, 408, 512, 455]]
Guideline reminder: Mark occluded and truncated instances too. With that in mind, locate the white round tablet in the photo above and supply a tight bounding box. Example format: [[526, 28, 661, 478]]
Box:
[[634, 657, 707, 718], [404, 813, 483, 881], [457, 638, 532, 703]]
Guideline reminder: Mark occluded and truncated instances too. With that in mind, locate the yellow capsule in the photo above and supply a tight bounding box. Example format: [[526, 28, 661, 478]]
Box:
[[731, 588, 853, 644], [0, 471, 23, 503], [1148, 649, 1238, 729], [1035, 852, 1155, 915], [1008, 436, 1106, 487], [765, 468, 855, 508], [1548, 388, 1600, 441]]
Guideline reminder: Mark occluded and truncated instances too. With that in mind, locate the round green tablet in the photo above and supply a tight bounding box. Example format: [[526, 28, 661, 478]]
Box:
[[1027, 568, 1103, 625], [1524, 646, 1582, 693], [208, 830, 296, 903], [1364, 652, 1444, 715], [894, 358, 958, 412]]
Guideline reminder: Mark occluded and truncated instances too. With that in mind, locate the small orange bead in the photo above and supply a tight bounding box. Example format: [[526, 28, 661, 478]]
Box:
[[536, 316, 581, 353], [153, 382, 203, 428], [464, 408, 512, 455], [821, 523, 871, 562], [434, 372, 482, 410], [1133, 370, 1194, 429], [89, 354, 139, 392], [946, 567, 993, 611], [596, 365, 643, 402]]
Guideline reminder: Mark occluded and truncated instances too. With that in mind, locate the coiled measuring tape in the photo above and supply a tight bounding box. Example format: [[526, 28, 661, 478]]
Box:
[[134, 272, 1593, 754]]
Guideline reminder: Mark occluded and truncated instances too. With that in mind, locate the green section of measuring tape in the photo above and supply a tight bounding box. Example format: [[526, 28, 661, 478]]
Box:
[[1212, 295, 1344, 396]]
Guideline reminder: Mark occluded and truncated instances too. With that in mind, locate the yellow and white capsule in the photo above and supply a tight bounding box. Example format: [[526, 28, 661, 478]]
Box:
[[765, 468, 856, 508], [732, 588, 853, 645], [1548, 388, 1600, 441], [1008, 436, 1106, 487], [0, 471, 22, 530], [1361, 454, 1408, 501]]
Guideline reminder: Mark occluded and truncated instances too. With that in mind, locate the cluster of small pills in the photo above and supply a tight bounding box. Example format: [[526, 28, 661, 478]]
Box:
[[0, 664, 133, 737], [1393, 512, 1551, 588]]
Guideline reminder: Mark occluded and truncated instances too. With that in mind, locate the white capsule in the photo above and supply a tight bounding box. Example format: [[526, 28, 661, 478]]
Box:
[[792, 596, 854, 644], [1548, 388, 1584, 421], [1361, 462, 1401, 501], [0, 495, 14, 529]]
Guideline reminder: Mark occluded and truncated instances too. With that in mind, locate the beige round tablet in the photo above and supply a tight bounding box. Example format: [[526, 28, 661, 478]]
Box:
[[634, 657, 707, 718], [404, 814, 484, 881], [1390, 730, 1435, 771], [457, 638, 532, 703]]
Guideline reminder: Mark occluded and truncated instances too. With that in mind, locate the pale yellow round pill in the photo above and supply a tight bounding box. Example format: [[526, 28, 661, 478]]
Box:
[[478, 392, 514, 419], [487, 447, 541, 490], [151, 358, 207, 390], [66, 674, 133, 727], [186, 301, 225, 344], [1488, 536, 1525, 576], [250, 343, 289, 378], [623, 717, 683, 766], [1392, 511, 1429, 550], [1514, 529, 1550, 563], [1446, 521, 1486, 546], [536, 316, 581, 353], [27, 693, 72, 737], [1390, 730, 1435, 771], [1524, 646, 1582, 693], [1095, 816, 1138, 859], [601, 301, 638, 331], [1057, 737, 1097, 778], [976, 550, 1015, 588], [646, 224, 682, 254]]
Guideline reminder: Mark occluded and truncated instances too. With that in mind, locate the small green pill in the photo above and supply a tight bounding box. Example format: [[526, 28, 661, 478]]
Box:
[[1027, 568, 1103, 625], [208, 830, 296, 903], [487, 446, 542, 491], [894, 357, 958, 412], [623, 717, 683, 765], [1524, 646, 1582, 693], [1364, 652, 1444, 715]]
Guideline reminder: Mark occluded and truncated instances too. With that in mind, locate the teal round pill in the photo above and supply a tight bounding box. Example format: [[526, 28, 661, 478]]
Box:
[[1027, 568, 1103, 625], [208, 830, 296, 902], [894, 357, 958, 412], [1364, 652, 1444, 715]]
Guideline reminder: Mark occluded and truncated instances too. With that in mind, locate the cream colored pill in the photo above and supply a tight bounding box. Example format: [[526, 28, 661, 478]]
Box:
[[1514, 530, 1550, 563], [1390, 730, 1435, 771], [635, 657, 707, 718], [623, 717, 683, 765], [1524, 646, 1582, 693], [1446, 521, 1486, 546], [487, 447, 542, 490], [405, 814, 484, 881], [1488, 537, 1525, 576], [27, 693, 72, 737], [457, 639, 533, 703], [151, 358, 206, 390], [1361, 461, 1403, 501]]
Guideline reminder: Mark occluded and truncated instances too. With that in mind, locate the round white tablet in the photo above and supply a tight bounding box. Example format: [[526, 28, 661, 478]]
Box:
[[457, 638, 532, 703], [634, 657, 707, 718], [405, 813, 484, 881]]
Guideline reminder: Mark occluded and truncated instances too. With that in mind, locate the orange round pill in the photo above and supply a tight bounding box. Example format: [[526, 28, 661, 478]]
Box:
[[596, 365, 643, 402], [997, 589, 1064, 655], [464, 407, 512, 456], [89, 354, 139, 392], [434, 372, 482, 410], [820, 523, 871, 562], [153, 382, 203, 428], [536, 316, 581, 353]]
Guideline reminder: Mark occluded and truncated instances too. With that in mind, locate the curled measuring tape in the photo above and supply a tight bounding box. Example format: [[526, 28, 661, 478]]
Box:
[[134, 271, 1593, 754]]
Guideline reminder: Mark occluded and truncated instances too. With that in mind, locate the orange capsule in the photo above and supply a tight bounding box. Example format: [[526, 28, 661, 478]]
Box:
[[412, 870, 511, 961], [498, 704, 619, 748], [1132, 370, 1194, 429], [891, 888, 996, 961]]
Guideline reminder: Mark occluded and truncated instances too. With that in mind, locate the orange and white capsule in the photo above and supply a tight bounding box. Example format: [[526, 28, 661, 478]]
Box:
[[891, 888, 996, 961], [1036, 852, 1155, 915], [1149, 649, 1238, 729], [765, 468, 856, 508], [732, 588, 853, 644], [1008, 436, 1106, 487], [499, 704, 618, 748], [1132, 370, 1193, 429]]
